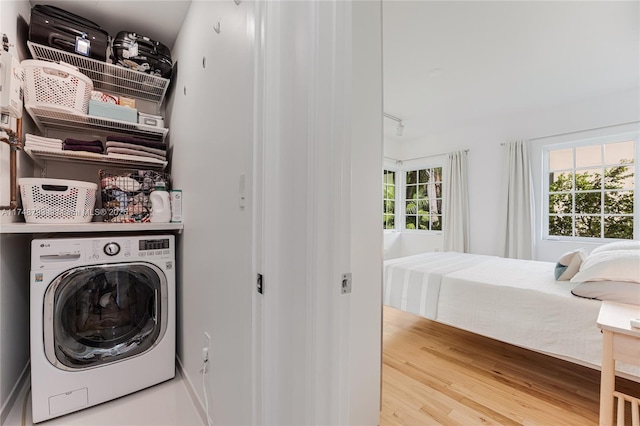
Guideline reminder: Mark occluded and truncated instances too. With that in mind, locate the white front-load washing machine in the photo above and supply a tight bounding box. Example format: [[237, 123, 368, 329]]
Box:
[[30, 235, 175, 423]]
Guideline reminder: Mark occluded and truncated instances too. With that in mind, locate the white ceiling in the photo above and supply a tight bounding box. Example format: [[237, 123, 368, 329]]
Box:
[[29, 0, 191, 50], [383, 1, 640, 142]]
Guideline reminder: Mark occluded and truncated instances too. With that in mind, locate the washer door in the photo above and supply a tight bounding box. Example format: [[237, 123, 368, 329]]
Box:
[[43, 262, 168, 371]]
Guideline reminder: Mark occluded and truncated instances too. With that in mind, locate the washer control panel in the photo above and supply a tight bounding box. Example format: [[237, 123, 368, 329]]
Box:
[[32, 236, 174, 269], [89, 238, 172, 261], [90, 237, 172, 261]]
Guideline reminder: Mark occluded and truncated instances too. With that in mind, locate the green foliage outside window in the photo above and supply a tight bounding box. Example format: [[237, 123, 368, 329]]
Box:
[[405, 167, 442, 231], [383, 170, 396, 229], [548, 160, 634, 239]]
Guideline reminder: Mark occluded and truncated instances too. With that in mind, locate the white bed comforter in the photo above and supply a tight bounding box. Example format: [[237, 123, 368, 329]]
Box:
[[384, 251, 640, 379]]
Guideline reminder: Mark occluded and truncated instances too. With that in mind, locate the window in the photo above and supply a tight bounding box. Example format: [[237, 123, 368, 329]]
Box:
[[383, 170, 396, 230], [544, 137, 636, 240], [382, 162, 444, 232], [404, 167, 443, 231]]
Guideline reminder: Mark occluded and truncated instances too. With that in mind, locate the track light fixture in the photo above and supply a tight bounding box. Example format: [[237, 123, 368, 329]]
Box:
[[384, 112, 404, 136]]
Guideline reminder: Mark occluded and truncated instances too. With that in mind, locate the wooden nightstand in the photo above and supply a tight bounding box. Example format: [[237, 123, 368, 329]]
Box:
[[596, 301, 640, 426]]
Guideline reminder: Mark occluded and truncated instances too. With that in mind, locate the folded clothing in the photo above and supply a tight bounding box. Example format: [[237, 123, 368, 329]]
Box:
[[26, 134, 63, 144], [64, 138, 103, 147], [106, 135, 167, 151], [25, 141, 63, 150], [25, 134, 63, 150], [63, 144, 104, 154], [106, 147, 166, 161], [106, 141, 166, 157]]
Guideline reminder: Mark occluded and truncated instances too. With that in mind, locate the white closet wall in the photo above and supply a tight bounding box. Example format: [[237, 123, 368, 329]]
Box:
[[165, 1, 254, 424]]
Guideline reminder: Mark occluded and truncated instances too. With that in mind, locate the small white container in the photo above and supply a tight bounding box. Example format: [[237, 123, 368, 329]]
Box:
[[170, 190, 182, 223], [150, 182, 171, 223], [138, 112, 164, 128]]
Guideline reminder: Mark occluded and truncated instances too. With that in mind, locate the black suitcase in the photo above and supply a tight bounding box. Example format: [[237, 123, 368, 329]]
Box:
[[28, 5, 110, 61], [112, 32, 173, 79]]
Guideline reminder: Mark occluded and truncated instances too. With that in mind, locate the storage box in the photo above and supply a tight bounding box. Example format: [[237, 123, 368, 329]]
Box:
[[88, 100, 137, 123], [91, 90, 118, 104], [19, 178, 97, 223], [118, 96, 136, 108], [138, 112, 164, 128]]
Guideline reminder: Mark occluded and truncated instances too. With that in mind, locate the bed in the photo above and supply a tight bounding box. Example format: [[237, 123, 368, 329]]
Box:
[[383, 250, 640, 381]]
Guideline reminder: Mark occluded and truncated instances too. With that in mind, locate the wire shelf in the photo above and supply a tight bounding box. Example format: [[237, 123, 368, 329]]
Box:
[[26, 106, 168, 141], [24, 147, 167, 170], [27, 42, 170, 105]]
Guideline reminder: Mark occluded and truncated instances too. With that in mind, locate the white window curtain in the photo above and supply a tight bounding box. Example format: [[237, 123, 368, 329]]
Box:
[[497, 140, 534, 259], [443, 150, 469, 252]]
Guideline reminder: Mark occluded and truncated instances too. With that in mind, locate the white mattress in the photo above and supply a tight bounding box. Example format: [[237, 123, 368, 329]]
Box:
[[384, 251, 640, 380]]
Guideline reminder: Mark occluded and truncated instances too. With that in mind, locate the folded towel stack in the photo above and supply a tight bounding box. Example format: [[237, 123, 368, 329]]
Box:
[[25, 134, 63, 151], [63, 138, 104, 154], [106, 135, 167, 161]]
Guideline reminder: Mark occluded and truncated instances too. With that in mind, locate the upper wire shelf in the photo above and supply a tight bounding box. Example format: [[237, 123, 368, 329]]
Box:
[[27, 42, 170, 106]]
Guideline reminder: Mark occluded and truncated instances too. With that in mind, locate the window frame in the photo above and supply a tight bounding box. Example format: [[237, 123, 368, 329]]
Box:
[[402, 165, 444, 233], [542, 132, 638, 242], [383, 157, 445, 235], [383, 166, 399, 232]]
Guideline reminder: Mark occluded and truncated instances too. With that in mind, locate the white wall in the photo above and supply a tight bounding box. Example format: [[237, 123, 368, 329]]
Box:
[[165, 1, 254, 424], [383, 232, 444, 260], [397, 89, 639, 261], [383, 231, 402, 259], [384, 138, 402, 160]]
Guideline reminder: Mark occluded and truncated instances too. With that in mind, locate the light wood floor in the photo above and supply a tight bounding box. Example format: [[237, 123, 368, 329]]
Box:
[[380, 306, 640, 426]]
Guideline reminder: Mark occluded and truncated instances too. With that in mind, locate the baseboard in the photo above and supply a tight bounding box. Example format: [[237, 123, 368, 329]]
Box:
[[176, 356, 208, 426], [0, 361, 30, 426]]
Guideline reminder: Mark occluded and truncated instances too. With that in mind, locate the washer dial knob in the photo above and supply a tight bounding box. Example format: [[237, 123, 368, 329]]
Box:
[[104, 242, 121, 256]]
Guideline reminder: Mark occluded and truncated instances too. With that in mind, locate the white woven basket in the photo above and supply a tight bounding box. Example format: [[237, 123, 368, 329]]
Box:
[[22, 60, 93, 114], [19, 178, 97, 224]]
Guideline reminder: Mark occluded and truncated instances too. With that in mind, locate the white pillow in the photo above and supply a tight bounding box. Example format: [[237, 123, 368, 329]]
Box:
[[591, 241, 640, 255], [571, 250, 640, 283], [554, 249, 586, 281], [571, 281, 640, 306]]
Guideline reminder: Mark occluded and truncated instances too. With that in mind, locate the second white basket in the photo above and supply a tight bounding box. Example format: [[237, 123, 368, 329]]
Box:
[[22, 59, 93, 115], [19, 178, 97, 224]]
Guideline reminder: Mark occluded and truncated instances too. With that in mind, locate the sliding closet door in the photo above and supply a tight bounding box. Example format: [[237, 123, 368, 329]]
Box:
[[254, 0, 382, 424]]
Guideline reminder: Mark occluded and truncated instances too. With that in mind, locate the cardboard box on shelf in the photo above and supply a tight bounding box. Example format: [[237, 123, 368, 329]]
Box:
[[118, 96, 136, 108]]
